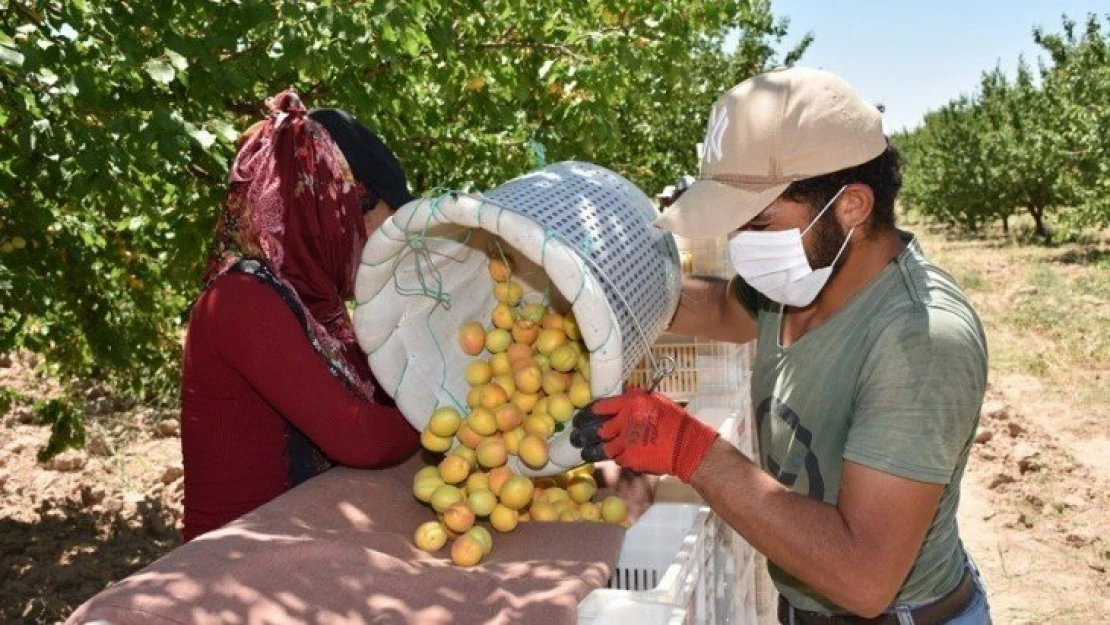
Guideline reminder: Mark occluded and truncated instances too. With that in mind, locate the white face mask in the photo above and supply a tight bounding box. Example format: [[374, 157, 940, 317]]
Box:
[[728, 186, 854, 307]]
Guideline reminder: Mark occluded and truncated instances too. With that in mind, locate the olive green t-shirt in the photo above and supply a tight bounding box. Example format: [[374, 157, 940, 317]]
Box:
[[734, 231, 987, 614]]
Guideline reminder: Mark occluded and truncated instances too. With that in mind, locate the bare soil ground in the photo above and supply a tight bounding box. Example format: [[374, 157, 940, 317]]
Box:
[[914, 223, 1110, 624], [0, 222, 1107, 624]]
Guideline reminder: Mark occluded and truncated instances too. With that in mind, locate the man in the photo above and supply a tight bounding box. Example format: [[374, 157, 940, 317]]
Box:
[[572, 67, 991, 623]]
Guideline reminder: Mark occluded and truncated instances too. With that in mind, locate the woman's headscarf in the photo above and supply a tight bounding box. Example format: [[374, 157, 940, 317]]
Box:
[[204, 90, 373, 399]]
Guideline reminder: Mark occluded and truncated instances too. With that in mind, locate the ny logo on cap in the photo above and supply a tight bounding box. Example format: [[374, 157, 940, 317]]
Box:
[[702, 105, 729, 165]]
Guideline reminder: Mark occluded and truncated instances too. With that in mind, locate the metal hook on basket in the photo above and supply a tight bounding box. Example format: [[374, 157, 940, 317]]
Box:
[[645, 354, 677, 393]]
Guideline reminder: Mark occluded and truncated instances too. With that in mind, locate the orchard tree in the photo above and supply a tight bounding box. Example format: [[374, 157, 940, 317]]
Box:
[[898, 13, 1109, 240], [0, 1, 809, 457]]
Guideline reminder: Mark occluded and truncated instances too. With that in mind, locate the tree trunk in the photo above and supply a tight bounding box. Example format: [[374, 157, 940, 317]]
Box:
[[1001, 215, 1009, 234], [1029, 205, 1050, 242]]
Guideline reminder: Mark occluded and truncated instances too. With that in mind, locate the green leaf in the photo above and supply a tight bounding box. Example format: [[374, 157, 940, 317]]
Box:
[[188, 126, 217, 149], [209, 119, 238, 142], [165, 48, 189, 71], [144, 57, 175, 84], [0, 43, 24, 68]]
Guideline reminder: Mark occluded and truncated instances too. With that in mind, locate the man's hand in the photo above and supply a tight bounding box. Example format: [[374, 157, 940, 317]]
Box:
[[570, 387, 719, 482]]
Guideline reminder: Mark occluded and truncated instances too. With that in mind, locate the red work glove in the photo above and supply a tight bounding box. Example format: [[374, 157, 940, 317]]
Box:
[[570, 387, 719, 482]]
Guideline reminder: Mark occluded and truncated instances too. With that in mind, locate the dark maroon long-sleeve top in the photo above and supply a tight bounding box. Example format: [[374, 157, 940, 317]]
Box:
[[180, 271, 419, 542]]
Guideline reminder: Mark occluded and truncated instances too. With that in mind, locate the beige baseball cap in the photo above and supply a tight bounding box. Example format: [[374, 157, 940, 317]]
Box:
[[655, 66, 887, 239]]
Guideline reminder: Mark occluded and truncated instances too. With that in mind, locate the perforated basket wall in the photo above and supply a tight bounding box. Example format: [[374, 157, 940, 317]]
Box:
[[482, 162, 682, 381]]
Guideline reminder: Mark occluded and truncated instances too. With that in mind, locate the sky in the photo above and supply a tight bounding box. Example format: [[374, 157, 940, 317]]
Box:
[[746, 1, 1107, 133]]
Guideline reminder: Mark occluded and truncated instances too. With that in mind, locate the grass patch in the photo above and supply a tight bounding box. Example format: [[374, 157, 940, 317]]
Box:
[[917, 225, 1109, 383], [957, 270, 989, 292]]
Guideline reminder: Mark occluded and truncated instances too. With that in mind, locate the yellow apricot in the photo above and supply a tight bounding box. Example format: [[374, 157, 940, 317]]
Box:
[[414, 520, 448, 552]]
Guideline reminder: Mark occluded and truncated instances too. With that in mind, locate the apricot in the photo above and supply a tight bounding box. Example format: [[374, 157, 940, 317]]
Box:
[[498, 476, 535, 510], [430, 484, 464, 513], [487, 466, 512, 496], [451, 446, 478, 469], [529, 501, 559, 521], [455, 422, 484, 449], [535, 328, 566, 355], [477, 385, 509, 410], [541, 313, 565, 331], [506, 342, 533, 365], [523, 414, 555, 438], [502, 427, 526, 456], [443, 501, 476, 534], [600, 496, 628, 524], [564, 315, 581, 340], [541, 370, 568, 395], [488, 257, 513, 282], [547, 393, 575, 422], [579, 502, 602, 521], [542, 487, 569, 504], [566, 475, 597, 503], [476, 437, 508, 469], [414, 520, 448, 552], [414, 466, 440, 483], [426, 409, 458, 441], [520, 303, 547, 322], [549, 344, 578, 372], [489, 504, 518, 532], [511, 319, 539, 345], [513, 365, 543, 395], [492, 281, 520, 305], [465, 471, 490, 494], [493, 404, 524, 432], [439, 454, 471, 484], [464, 360, 493, 386], [568, 382, 592, 408], [518, 434, 550, 469], [491, 303, 515, 330], [467, 489, 498, 517], [466, 407, 498, 437], [466, 386, 482, 409], [510, 390, 540, 413], [484, 328, 512, 354], [466, 525, 494, 555], [457, 321, 486, 356], [576, 356, 590, 379], [559, 508, 582, 522], [421, 429, 452, 453], [489, 352, 512, 376], [413, 474, 444, 503], [451, 534, 484, 567], [493, 374, 516, 396]]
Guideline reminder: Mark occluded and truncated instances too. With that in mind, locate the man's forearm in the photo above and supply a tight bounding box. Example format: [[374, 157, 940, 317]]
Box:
[[688, 439, 900, 617], [668, 275, 756, 344]]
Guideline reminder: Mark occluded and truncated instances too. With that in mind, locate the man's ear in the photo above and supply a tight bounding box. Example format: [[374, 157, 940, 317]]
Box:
[[837, 183, 874, 232]]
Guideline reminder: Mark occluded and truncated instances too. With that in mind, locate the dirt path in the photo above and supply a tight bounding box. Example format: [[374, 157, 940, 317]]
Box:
[[1, 225, 1107, 624], [920, 225, 1110, 624]]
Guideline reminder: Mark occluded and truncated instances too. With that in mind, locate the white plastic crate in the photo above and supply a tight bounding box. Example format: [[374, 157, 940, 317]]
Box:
[[577, 417, 763, 625], [627, 336, 752, 407]]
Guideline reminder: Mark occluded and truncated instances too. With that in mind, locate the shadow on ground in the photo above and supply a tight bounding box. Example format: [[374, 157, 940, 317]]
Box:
[[0, 496, 180, 624]]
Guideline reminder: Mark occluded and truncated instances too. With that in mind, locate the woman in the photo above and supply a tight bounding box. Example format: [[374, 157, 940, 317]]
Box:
[[180, 92, 420, 542]]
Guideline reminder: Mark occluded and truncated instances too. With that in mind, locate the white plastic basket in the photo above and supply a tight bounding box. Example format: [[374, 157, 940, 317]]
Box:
[[353, 162, 681, 438]]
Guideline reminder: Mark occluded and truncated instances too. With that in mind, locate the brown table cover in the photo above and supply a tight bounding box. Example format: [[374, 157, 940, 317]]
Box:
[[66, 455, 654, 625]]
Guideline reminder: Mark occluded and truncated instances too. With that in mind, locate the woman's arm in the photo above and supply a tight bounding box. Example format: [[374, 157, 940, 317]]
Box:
[[206, 273, 420, 467]]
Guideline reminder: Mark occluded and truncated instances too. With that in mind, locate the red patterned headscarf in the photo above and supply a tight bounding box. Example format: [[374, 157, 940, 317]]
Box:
[[205, 90, 373, 398]]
